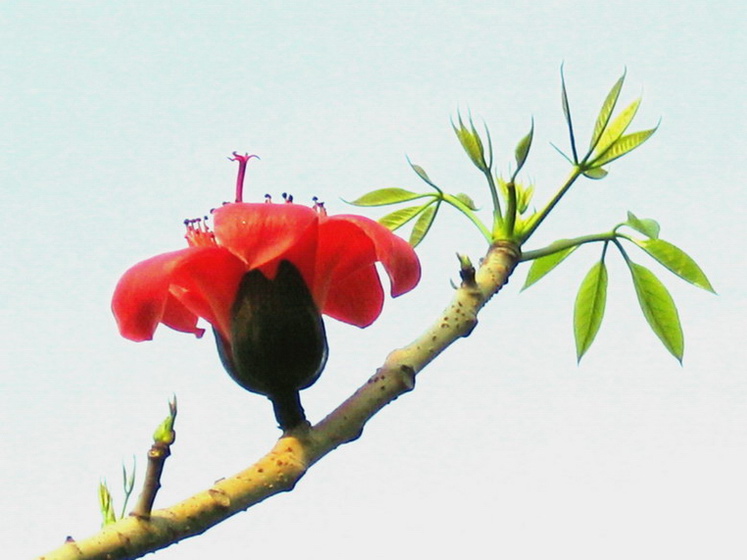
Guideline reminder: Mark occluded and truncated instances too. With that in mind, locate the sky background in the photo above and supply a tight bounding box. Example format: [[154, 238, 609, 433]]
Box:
[[2, 2, 746, 559]]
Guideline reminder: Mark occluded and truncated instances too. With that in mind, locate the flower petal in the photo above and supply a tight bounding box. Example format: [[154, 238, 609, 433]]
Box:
[[111, 247, 246, 342], [168, 247, 247, 340], [322, 264, 385, 327], [112, 249, 204, 341], [212, 203, 319, 282], [327, 214, 421, 296], [314, 218, 379, 320]]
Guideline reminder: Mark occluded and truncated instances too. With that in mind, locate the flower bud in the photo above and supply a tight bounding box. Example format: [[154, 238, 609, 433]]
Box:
[[215, 260, 328, 430]]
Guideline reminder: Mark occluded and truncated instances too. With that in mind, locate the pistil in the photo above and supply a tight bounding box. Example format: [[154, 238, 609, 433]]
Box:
[[228, 152, 259, 203]]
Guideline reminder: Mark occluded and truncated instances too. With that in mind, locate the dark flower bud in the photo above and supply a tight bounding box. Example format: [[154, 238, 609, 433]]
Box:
[[214, 260, 328, 430]]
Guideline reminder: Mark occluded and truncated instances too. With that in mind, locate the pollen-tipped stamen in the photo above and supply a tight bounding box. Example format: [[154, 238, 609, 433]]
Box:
[[184, 217, 216, 247], [312, 196, 327, 217]]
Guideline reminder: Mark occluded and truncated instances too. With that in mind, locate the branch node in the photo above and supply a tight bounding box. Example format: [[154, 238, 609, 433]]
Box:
[[399, 365, 416, 391], [457, 252, 477, 287]]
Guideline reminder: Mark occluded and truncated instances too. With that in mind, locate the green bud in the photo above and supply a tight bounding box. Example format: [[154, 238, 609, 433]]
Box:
[[453, 115, 490, 172]]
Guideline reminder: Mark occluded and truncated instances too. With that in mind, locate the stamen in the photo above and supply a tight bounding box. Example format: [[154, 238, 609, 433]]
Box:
[[281, 192, 294, 203], [264, 194, 272, 203], [184, 216, 217, 247], [312, 196, 327, 216], [228, 152, 260, 203]]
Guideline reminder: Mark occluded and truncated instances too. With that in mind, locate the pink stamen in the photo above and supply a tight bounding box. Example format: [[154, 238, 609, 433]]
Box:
[[312, 196, 327, 217], [184, 217, 216, 247], [228, 152, 259, 203]]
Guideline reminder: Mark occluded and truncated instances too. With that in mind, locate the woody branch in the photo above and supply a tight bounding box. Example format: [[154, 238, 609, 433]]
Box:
[[39, 241, 519, 560]]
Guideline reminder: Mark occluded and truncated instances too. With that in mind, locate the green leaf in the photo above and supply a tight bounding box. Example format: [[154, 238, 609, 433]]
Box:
[[583, 167, 608, 179], [516, 183, 535, 214], [590, 72, 625, 151], [628, 262, 684, 362], [522, 242, 578, 290], [454, 192, 478, 210], [453, 114, 488, 171], [409, 204, 438, 247], [514, 120, 534, 175], [625, 211, 660, 239], [592, 127, 657, 167], [407, 158, 443, 193], [560, 67, 578, 163], [632, 238, 715, 293], [348, 188, 426, 207], [594, 97, 641, 158], [574, 260, 609, 361], [411, 163, 431, 183], [378, 204, 429, 231], [99, 481, 117, 526]]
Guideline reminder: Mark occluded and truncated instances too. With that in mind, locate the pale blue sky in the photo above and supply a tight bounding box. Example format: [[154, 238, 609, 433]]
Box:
[[2, 2, 746, 559]]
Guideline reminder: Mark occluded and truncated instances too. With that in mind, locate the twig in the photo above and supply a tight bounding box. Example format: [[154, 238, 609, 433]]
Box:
[[132, 398, 177, 519]]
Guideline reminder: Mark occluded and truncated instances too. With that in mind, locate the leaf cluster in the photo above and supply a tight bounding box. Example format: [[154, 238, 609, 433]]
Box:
[[349, 69, 711, 362], [348, 164, 485, 247], [556, 69, 659, 180], [523, 212, 714, 362]]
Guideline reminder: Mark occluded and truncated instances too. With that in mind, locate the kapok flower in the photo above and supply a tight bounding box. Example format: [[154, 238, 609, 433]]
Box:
[[112, 153, 420, 429]]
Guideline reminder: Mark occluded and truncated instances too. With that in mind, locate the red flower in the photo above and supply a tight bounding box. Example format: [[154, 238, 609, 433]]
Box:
[[112, 155, 421, 347]]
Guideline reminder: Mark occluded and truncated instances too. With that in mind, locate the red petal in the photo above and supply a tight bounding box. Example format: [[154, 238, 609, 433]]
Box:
[[212, 203, 319, 283], [112, 249, 204, 341], [326, 215, 421, 296], [168, 247, 247, 341], [111, 247, 246, 342], [322, 265, 384, 327], [314, 219, 379, 321]]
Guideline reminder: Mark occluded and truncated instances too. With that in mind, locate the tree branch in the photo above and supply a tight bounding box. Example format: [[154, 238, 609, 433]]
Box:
[[38, 241, 520, 560]]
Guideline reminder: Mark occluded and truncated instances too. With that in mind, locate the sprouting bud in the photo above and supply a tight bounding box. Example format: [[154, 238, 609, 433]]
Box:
[[152, 397, 177, 445]]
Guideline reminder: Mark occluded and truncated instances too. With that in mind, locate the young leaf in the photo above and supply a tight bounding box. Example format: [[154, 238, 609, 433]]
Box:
[[550, 142, 575, 165], [516, 183, 535, 214], [453, 114, 488, 171], [628, 261, 684, 362], [348, 188, 426, 207], [583, 167, 608, 179], [591, 126, 657, 167], [409, 204, 438, 247], [560, 67, 578, 164], [574, 260, 608, 361], [590, 72, 625, 151], [522, 242, 578, 290], [98, 481, 117, 526], [378, 204, 428, 231], [406, 158, 442, 192], [594, 97, 641, 158], [632, 238, 715, 292], [626, 211, 660, 239], [514, 120, 534, 175], [454, 192, 478, 210]]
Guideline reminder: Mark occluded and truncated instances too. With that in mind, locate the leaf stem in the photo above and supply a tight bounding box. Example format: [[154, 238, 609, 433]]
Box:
[[519, 166, 584, 242], [442, 193, 493, 243], [520, 231, 618, 262], [484, 170, 503, 227]]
